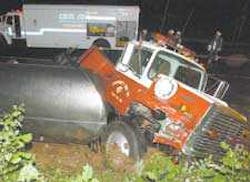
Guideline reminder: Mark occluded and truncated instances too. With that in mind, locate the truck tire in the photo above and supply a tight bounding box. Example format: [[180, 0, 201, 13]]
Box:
[[101, 121, 146, 160], [54, 53, 70, 65], [0, 35, 7, 53], [92, 39, 111, 48]]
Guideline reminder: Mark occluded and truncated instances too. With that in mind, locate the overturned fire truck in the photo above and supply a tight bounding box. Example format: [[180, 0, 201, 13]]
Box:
[[0, 33, 249, 160]]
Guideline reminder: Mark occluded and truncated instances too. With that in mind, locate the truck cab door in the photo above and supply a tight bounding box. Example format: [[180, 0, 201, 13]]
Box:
[[4, 14, 22, 39], [13, 15, 21, 38], [4, 15, 14, 37], [116, 42, 154, 86]]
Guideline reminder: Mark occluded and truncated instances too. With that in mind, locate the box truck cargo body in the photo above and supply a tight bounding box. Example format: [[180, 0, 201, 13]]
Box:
[[0, 4, 140, 49]]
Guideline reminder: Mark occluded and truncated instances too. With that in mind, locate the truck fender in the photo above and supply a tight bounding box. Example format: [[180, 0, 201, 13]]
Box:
[[92, 38, 111, 48]]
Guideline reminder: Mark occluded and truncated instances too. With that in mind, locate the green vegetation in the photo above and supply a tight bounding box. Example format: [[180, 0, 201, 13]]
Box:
[[0, 105, 41, 182], [1, 105, 250, 182], [44, 145, 250, 182]]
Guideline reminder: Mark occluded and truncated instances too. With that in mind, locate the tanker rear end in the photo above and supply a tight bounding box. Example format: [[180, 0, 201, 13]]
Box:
[[0, 62, 107, 143]]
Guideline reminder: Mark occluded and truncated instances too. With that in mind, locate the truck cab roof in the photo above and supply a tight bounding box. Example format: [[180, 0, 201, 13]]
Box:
[[133, 40, 206, 72]]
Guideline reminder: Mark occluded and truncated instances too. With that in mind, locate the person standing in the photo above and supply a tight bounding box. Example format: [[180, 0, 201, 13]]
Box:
[[175, 31, 182, 46], [207, 30, 223, 65]]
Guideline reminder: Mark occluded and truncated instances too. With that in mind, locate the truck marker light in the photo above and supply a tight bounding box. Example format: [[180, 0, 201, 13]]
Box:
[[178, 105, 193, 120], [180, 105, 187, 112]]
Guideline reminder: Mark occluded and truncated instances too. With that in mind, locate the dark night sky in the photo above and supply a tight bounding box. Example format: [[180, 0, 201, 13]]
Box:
[[1, 0, 250, 48]]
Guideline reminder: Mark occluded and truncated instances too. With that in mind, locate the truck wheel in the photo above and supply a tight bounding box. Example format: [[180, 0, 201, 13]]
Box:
[[102, 121, 146, 160], [54, 53, 69, 65], [0, 35, 7, 53], [92, 39, 111, 48]]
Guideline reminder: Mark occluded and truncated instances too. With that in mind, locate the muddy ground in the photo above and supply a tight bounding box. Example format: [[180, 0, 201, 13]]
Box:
[[30, 142, 95, 174], [29, 141, 142, 176], [29, 142, 165, 182]]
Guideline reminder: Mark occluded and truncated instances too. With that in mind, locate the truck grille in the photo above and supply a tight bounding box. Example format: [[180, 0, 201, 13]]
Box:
[[183, 105, 250, 158]]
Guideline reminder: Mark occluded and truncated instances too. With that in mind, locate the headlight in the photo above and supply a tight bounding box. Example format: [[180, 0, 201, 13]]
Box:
[[158, 118, 187, 139], [161, 118, 184, 131], [168, 122, 184, 131], [154, 75, 178, 100]]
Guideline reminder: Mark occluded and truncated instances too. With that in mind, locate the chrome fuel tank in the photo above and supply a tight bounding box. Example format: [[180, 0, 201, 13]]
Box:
[[0, 62, 107, 143]]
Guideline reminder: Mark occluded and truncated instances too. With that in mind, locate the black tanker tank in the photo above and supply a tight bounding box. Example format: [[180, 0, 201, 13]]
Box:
[[0, 62, 107, 143]]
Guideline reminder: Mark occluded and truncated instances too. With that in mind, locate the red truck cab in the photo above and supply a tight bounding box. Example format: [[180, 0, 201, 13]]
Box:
[[80, 39, 249, 158]]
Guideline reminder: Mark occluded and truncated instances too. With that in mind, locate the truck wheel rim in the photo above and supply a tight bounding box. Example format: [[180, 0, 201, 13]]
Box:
[[107, 131, 130, 156]]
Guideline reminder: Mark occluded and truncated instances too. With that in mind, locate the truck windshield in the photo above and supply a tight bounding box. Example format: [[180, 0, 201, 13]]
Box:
[[148, 51, 203, 89], [175, 66, 201, 89], [127, 46, 153, 76], [6, 16, 13, 25]]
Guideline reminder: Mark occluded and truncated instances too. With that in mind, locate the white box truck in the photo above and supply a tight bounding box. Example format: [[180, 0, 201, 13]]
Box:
[[0, 4, 140, 49]]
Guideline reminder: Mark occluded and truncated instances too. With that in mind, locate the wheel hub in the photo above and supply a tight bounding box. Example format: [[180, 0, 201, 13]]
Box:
[[107, 131, 130, 156]]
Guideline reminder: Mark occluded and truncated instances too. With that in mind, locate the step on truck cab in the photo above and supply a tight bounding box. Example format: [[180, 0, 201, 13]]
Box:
[[80, 36, 250, 159]]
